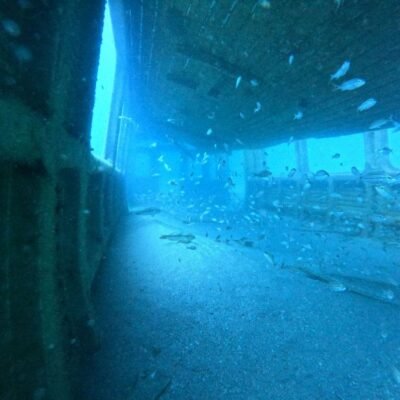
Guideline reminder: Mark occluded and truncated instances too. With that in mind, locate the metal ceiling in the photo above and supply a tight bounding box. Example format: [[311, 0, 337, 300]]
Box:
[[124, 0, 400, 149]]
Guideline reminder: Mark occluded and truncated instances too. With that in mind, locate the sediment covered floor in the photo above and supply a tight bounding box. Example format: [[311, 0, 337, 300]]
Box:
[[82, 213, 400, 400]]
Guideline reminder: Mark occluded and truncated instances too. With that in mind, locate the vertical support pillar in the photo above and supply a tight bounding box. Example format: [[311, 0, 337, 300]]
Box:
[[295, 139, 309, 217]]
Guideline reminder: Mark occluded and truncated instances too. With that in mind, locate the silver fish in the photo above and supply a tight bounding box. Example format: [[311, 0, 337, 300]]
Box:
[[392, 366, 400, 384], [263, 251, 275, 266], [206, 128, 213, 136], [160, 233, 195, 244], [253, 169, 272, 178], [207, 111, 215, 119], [330, 60, 350, 80], [378, 147, 392, 155], [334, 0, 344, 10], [315, 170, 330, 180], [358, 98, 377, 112], [351, 166, 361, 176], [369, 118, 390, 130], [135, 207, 161, 216], [250, 79, 259, 87], [375, 186, 394, 201], [329, 281, 346, 292], [335, 78, 365, 91], [235, 75, 242, 89], [225, 177, 235, 188], [303, 180, 311, 190], [164, 163, 172, 172], [258, 0, 271, 8], [294, 111, 303, 120], [1, 19, 21, 37]]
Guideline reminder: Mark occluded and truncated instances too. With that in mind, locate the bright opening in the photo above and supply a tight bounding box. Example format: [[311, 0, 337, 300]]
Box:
[[308, 133, 365, 174], [90, 2, 117, 159]]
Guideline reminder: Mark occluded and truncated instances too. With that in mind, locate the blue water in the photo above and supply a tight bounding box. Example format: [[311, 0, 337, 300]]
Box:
[[82, 128, 400, 399]]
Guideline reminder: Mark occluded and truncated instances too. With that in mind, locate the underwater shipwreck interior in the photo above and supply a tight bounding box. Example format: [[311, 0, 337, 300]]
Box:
[[2, 0, 400, 399]]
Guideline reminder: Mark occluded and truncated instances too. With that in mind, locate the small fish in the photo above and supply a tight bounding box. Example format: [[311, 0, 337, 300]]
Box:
[[351, 166, 361, 176], [369, 118, 390, 130], [149, 142, 157, 148], [389, 173, 400, 185], [357, 98, 377, 112], [392, 118, 400, 131], [315, 170, 330, 180], [258, 0, 271, 8], [287, 136, 294, 145], [288, 54, 294, 65], [334, 0, 344, 10], [118, 115, 133, 122], [288, 168, 297, 178], [235, 75, 242, 89], [294, 111, 303, 120], [200, 152, 210, 165], [160, 233, 195, 244], [330, 60, 350, 81], [1, 19, 21, 37], [163, 163, 172, 172], [272, 200, 281, 208], [135, 207, 161, 216], [235, 138, 244, 145], [157, 155, 164, 163], [225, 177, 235, 188], [207, 111, 215, 119], [253, 169, 272, 178], [303, 181, 311, 190], [334, 78, 365, 91], [375, 186, 394, 201], [13, 45, 32, 62], [263, 251, 275, 265], [392, 366, 400, 384], [254, 101, 262, 113], [168, 180, 177, 186], [382, 289, 395, 300], [255, 190, 265, 198], [239, 112, 245, 119], [377, 147, 392, 155], [250, 79, 259, 87], [206, 128, 213, 136], [332, 153, 341, 159], [329, 281, 347, 292]]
